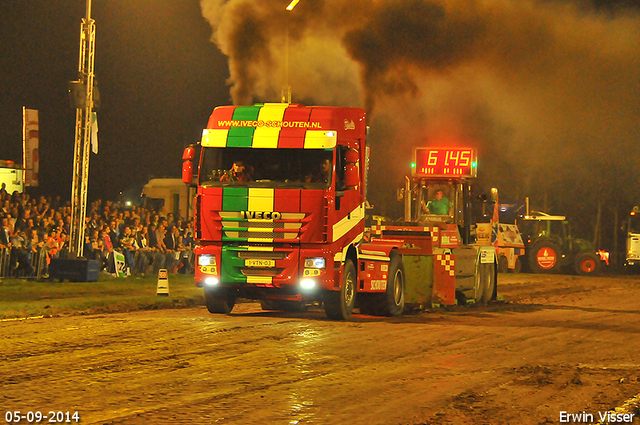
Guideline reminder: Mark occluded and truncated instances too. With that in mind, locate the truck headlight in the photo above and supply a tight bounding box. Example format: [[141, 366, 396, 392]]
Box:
[[300, 278, 316, 289], [204, 277, 219, 286], [304, 257, 326, 269], [198, 255, 216, 267]]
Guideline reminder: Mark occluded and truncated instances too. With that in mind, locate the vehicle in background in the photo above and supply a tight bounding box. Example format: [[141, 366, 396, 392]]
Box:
[[471, 191, 525, 274], [0, 160, 24, 195], [518, 210, 604, 275], [141, 178, 193, 219], [625, 206, 640, 268], [118, 178, 194, 220]]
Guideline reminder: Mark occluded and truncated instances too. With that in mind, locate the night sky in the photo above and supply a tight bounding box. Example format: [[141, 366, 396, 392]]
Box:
[[0, 0, 229, 201], [2, 0, 640, 252]]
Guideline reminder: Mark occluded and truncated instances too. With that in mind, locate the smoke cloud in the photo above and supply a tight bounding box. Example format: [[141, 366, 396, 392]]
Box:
[[200, 0, 640, 246]]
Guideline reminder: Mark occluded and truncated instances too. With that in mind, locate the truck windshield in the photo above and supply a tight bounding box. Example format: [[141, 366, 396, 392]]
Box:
[[415, 181, 461, 224], [199, 147, 333, 189]]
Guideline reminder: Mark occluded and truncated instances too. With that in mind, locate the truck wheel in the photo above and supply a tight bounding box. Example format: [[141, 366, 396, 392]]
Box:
[[324, 259, 356, 320], [511, 257, 522, 274], [574, 252, 601, 276], [529, 241, 562, 273], [382, 252, 405, 316], [204, 287, 236, 314], [498, 255, 508, 273]]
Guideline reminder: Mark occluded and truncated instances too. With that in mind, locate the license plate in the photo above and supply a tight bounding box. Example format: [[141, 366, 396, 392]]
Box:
[[245, 259, 275, 268]]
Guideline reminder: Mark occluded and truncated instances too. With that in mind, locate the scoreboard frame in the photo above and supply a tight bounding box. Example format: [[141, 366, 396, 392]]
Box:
[[412, 147, 477, 178]]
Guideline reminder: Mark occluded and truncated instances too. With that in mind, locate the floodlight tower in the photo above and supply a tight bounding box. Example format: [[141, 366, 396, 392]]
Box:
[[69, 0, 96, 257]]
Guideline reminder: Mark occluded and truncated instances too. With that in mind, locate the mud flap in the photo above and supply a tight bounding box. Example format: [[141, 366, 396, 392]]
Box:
[[433, 253, 456, 306]]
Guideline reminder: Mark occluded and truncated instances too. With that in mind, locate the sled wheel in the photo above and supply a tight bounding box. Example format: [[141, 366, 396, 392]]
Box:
[[498, 255, 508, 273], [511, 257, 522, 274]]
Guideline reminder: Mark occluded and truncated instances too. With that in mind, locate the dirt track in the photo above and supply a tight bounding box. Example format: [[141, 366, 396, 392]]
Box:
[[1, 273, 640, 424]]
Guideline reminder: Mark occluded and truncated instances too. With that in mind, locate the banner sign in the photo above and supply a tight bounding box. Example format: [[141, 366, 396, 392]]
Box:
[[22, 107, 39, 187], [113, 251, 128, 277]]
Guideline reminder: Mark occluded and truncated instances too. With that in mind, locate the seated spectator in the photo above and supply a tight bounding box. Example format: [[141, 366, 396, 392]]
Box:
[[10, 231, 35, 276], [118, 225, 137, 272]]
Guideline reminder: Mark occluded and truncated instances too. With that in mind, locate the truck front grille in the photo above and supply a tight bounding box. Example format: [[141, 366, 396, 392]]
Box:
[[237, 251, 287, 260], [241, 268, 284, 277]]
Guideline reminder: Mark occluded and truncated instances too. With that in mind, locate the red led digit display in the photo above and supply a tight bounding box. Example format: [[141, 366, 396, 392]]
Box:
[[412, 148, 477, 178]]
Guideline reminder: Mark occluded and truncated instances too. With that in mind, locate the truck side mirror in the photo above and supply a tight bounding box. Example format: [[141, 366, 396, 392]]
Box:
[[182, 146, 196, 184], [344, 149, 359, 189], [183, 146, 195, 160], [182, 161, 193, 184]]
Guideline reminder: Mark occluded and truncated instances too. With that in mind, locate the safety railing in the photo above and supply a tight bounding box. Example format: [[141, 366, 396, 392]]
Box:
[[0, 245, 195, 279], [0, 246, 50, 279]]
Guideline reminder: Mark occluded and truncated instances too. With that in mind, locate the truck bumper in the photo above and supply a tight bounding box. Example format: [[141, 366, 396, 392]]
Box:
[[194, 243, 336, 300]]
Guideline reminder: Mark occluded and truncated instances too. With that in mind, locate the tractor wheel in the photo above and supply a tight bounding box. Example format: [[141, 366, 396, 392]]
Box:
[[204, 286, 236, 314], [529, 241, 562, 273], [324, 259, 356, 320], [574, 252, 602, 276], [498, 255, 509, 273]]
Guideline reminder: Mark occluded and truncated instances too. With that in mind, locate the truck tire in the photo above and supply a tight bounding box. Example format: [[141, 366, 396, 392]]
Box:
[[498, 255, 508, 273], [574, 252, 601, 276], [381, 252, 405, 316], [357, 253, 405, 316], [204, 287, 236, 314], [324, 259, 356, 320], [529, 241, 562, 273]]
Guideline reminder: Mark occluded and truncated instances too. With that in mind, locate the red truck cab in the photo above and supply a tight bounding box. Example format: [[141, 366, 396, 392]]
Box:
[[182, 103, 396, 319]]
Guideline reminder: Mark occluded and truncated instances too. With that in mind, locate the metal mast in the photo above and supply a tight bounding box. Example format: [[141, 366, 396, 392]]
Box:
[[69, 0, 96, 257]]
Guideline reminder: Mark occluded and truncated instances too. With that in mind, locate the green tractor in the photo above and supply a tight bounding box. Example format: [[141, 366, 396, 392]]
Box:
[[518, 212, 603, 275]]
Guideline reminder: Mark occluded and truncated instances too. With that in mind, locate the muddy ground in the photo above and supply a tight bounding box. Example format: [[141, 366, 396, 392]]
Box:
[[1, 273, 640, 425]]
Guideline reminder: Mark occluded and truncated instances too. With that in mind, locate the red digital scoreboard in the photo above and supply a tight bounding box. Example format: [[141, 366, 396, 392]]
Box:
[[412, 147, 477, 178]]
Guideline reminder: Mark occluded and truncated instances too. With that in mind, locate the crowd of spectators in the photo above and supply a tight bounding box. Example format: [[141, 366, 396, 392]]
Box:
[[0, 183, 195, 278]]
